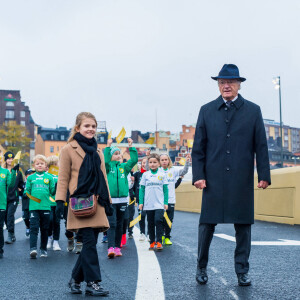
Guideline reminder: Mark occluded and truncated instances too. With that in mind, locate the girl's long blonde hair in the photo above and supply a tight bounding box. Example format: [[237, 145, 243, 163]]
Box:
[[160, 154, 173, 169], [68, 112, 98, 143]]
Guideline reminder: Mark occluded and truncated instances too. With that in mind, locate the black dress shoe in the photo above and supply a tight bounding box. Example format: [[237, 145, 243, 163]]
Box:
[[86, 281, 109, 297], [68, 278, 82, 294], [196, 268, 208, 285], [237, 273, 251, 286]]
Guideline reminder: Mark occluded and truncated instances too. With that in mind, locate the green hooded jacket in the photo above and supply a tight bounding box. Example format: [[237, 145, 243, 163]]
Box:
[[0, 167, 16, 210], [104, 147, 138, 198]]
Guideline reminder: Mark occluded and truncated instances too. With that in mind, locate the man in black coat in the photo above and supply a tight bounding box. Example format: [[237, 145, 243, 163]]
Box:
[[192, 64, 271, 286]]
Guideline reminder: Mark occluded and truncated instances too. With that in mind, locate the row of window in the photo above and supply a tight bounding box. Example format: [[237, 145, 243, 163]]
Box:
[[5, 110, 26, 119], [50, 145, 63, 153], [4, 120, 26, 126]]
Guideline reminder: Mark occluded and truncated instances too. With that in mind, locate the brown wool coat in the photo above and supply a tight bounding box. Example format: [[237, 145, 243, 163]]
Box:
[[56, 140, 111, 232]]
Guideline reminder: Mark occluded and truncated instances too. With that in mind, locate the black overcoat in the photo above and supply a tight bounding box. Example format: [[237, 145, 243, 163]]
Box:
[[192, 94, 271, 224]]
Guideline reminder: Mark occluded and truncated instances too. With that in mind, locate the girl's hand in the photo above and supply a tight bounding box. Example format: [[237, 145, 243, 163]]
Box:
[[164, 205, 168, 210], [146, 149, 151, 156], [139, 204, 143, 210], [186, 153, 191, 161], [131, 176, 135, 182], [107, 139, 113, 147], [128, 138, 133, 147]]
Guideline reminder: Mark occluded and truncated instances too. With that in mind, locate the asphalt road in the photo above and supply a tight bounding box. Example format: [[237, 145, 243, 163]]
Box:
[[1, 206, 300, 300]]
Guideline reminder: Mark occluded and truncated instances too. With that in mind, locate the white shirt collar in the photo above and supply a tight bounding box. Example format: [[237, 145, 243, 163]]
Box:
[[223, 95, 238, 103]]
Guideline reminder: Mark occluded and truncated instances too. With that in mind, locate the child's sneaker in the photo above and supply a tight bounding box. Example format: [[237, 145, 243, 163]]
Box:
[[156, 242, 163, 251], [25, 229, 30, 238], [102, 235, 108, 243], [67, 238, 74, 252], [30, 249, 37, 259], [75, 242, 83, 254], [121, 234, 127, 246], [47, 236, 53, 249], [53, 240, 61, 251], [128, 232, 133, 239], [164, 238, 173, 245], [107, 247, 115, 259], [114, 247, 122, 257], [149, 242, 156, 250], [139, 233, 146, 241], [40, 250, 48, 258]]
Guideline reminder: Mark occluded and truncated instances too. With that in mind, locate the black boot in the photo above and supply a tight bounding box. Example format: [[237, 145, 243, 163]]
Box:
[[5, 232, 13, 244], [196, 268, 208, 285], [86, 281, 109, 297], [68, 278, 82, 294]]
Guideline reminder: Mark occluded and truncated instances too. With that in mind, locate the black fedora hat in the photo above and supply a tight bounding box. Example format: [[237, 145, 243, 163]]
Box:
[[211, 64, 246, 82]]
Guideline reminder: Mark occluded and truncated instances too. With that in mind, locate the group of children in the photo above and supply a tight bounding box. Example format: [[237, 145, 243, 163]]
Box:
[[0, 151, 83, 259], [0, 143, 190, 259], [103, 139, 190, 256]]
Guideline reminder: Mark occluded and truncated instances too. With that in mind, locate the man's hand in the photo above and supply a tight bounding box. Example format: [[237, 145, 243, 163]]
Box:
[[146, 149, 151, 156], [128, 138, 133, 147], [107, 138, 113, 147], [139, 204, 143, 210], [164, 205, 168, 210], [186, 153, 191, 161], [257, 180, 269, 189], [194, 180, 206, 190], [131, 176, 135, 182]]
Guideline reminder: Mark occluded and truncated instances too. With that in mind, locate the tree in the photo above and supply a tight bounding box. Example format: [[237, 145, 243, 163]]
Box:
[[0, 121, 32, 170]]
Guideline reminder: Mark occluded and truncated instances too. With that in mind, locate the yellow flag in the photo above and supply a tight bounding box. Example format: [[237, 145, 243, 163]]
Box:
[[129, 214, 141, 228], [179, 157, 186, 165], [49, 197, 56, 203], [14, 151, 21, 161], [48, 165, 59, 176], [187, 139, 194, 148], [145, 137, 155, 145], [116, 127, 126, 144], [108, 130, 112, 140], [164, 212, 172, 228]]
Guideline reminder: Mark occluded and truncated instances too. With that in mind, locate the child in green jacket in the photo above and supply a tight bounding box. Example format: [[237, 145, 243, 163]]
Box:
[[104, 138, 138, 258], [0, 166, 15, 258], [25, 155, 55, 259]]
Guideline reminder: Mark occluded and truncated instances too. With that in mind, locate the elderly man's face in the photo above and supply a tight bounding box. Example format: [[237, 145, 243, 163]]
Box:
[[218, 79, 240, 101]]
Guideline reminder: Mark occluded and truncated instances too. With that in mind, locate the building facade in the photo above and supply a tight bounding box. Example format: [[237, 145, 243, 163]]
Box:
[[0, 90, 35, 139]]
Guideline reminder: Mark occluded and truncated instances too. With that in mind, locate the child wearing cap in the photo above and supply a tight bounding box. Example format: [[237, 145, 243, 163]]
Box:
[[22, 168, 36, 238], [25, 155, 55, 259], [0, 163, 16, 258], [3, 151, 24, 244], [104, 138, 138, 258]]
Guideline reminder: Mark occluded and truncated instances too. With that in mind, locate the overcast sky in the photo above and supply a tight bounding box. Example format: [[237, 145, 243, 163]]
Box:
[[0, 0, 299, 135]]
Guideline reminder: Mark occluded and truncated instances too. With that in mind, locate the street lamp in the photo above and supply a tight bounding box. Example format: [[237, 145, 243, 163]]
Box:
[[272, 76, 283, 168]]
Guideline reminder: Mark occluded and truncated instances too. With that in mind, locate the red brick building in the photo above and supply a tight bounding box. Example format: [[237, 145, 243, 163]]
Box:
[[0, 90, 35, 139]]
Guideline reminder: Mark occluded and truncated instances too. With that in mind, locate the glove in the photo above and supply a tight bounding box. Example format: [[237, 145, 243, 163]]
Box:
[[98, 198, 114, 216], [55, 200, 65, 219], [12, 164, 20, 171]]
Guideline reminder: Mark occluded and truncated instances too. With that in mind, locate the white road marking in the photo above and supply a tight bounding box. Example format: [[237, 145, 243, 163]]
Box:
[[3, 217, 23, 230], [220, 277, 228, 286], [173, 241, 197, 258], [133, 226, 165, 300], [210, 267, 219, 274], [214, 233, 300, 246], [229, 290, 239, 300]]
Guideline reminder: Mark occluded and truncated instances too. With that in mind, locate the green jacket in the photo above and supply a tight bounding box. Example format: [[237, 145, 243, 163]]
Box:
[[0, 167, 16, 210], [25, 171, 56, 211], [48, 173, 58, 207], [104, 147, 138, 198]]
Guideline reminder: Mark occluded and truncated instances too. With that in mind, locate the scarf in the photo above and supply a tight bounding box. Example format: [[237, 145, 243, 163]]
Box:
[[72, 133, 112, 215], [141, 167, 147, 173]]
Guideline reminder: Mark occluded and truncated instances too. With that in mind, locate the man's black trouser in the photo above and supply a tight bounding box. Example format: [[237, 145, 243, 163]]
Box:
[[30, 210, 50, 251], [164, 204, 175, 239], [0, 209, 6, 254], [107, 203, 127, 248], [72, 227, 101, 283], [197, 223, 251, 274], [64, 204, 83, 242], [5, 201, 18, 234], [48, 206, 60, 240], [138, 209, 147, 234], [127, 201, 136, 234], [147, 209, 164, 244]]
